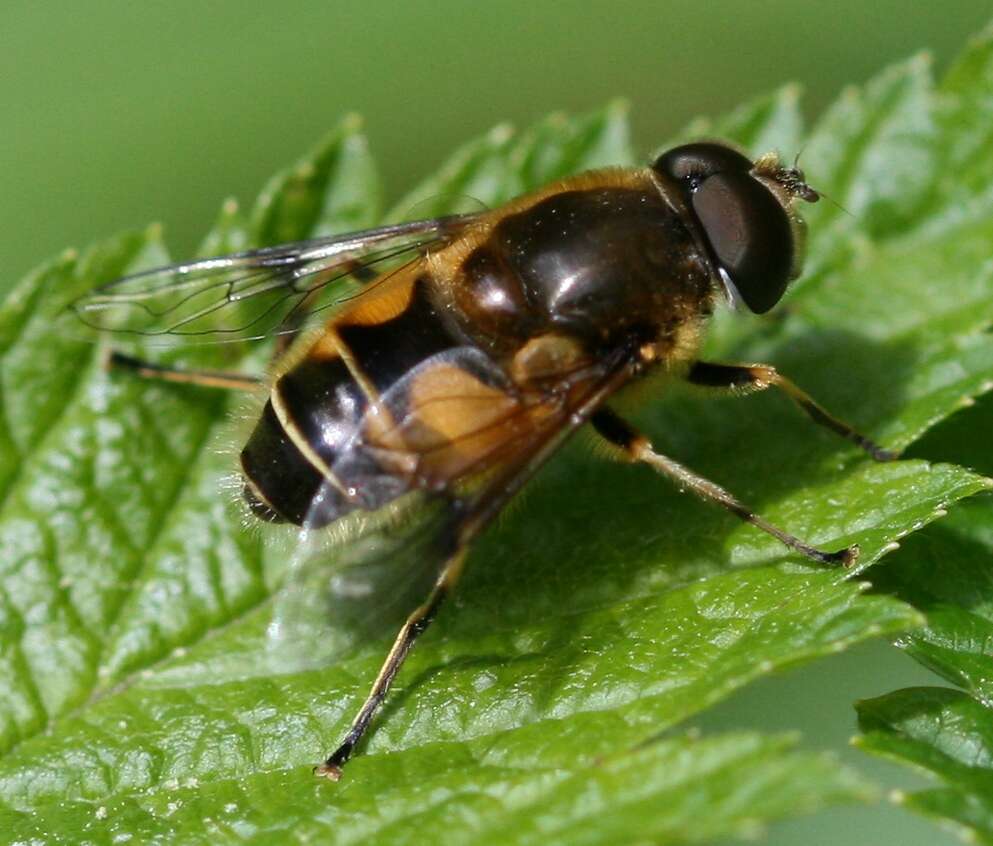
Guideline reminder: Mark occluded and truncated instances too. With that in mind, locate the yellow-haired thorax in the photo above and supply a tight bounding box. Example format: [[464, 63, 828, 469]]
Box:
[[431, 166, 671, 283], [751, 151, 819, 282], [585, 312, 704, 463], [635, 308, 705, 370]]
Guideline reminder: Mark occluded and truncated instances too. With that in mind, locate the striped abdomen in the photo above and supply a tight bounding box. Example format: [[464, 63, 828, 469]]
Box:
[[240, 262, 546, 528]]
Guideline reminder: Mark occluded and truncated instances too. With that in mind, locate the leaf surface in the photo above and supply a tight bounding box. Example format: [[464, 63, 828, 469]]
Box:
[[843, 28, 993, 842], [856, 391, 993, 843], [1, 37, 992, 843]]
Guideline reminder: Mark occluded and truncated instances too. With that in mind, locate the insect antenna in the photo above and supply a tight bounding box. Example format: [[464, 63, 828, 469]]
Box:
[[791, 147, 853, 218]]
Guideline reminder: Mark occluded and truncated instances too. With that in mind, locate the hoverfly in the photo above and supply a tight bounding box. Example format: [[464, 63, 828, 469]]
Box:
[[72, 141, 896, 780]]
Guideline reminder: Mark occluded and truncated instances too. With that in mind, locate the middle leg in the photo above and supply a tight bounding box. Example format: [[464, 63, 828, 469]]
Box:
[[590, 406, 857, 566], [687, 360, 898, 462]]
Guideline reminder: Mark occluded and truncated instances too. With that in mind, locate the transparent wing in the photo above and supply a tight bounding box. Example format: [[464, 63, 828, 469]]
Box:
[[70, 215, 477, 344], [264, 490, 457, 673], [262, 349, 634, 674]]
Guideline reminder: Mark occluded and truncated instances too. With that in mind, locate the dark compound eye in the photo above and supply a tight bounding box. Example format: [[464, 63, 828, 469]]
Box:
[[653, 142, 795, 314], [654, 142, 754, 185], [690, 169, 794, 313]]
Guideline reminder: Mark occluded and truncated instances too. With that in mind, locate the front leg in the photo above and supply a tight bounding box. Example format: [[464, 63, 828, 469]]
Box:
[[687, 361, 898, 462], [590, 407, 857, 567]]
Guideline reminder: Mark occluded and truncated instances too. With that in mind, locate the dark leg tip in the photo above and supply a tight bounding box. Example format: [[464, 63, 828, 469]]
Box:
[[103, 349, 133, 373], [314, 762, 344, 782], [829, 544, 860, 568], [870, 446, 901, 462], [851, 431, 899, 462], [812, 543, 859, 568], [314, 742, 353, 782]]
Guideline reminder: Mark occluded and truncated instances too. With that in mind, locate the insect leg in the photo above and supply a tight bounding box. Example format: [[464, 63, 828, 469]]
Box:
[[316, 360, 640, 780], [315, 540, 468, 782], [105, 350, 261, 391], [590, 406, 857, 567], [687, 361, 897, 462]]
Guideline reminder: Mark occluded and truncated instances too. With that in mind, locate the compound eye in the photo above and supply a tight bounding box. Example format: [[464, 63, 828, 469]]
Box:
[[653, 142, 753, 186], [691, 170, 794, 314], [653, 141, 798, 313]]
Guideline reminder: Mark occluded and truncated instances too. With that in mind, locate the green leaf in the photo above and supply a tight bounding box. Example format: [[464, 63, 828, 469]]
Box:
[[1, 35, 992, 843], [855, 495, 993, 843], [0, 730, 873, 845], [859, 685, 993, 844], [845, 26, 993, 843], [252, 114, 381, 243], [855, 395, 993, 842]]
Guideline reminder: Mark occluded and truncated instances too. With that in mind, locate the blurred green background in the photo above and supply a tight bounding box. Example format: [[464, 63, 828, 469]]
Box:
[[3, 2, 990, 843]]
